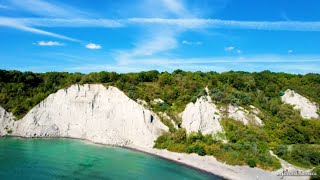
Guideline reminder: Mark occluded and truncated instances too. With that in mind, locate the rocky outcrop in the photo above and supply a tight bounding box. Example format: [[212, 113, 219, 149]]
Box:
[[225, 105, 263, 126], [0, 106, 15, 136], [151, 98, 164, 104], [9, 84, 168, 148], [181, 96, 223, 135], [137, 99, 148, 107], [281, 89, 319, 119]]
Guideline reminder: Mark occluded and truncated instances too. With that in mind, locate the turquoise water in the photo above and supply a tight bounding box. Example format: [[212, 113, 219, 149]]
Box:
[[0, 138, 220, 180]]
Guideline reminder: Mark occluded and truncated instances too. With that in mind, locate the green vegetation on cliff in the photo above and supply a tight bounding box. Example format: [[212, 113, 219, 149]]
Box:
[[154, 120, 282, 171], [1, 69, 320, 119]]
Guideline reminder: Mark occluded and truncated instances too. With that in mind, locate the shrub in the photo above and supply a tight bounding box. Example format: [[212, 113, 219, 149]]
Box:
[[172, 128, 186, 143], [311, 166, 320, 180], [247, 158, 257, 168], [186, 131, 204, 144], [186, 143, 206, 156], [154, 133, 171, 149], [275, 144, 288, 157]]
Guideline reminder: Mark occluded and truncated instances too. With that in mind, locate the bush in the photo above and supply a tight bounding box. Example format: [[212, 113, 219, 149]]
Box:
[[172, 128, 186, 143], [280, 145, 320, 168], [186, 143, 206, 156], [311, 166, 320, 180], [186, 131, 204, 144], [154, 133, 171, 149], [275, 144, 288, 157], [247, 158, 257, 168]]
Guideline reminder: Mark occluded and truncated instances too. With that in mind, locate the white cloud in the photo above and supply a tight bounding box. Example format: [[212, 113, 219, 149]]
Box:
[[86, 43, 102, 49], [225, 46, 242, 54], [288, 49, 293, 54], [37, 41, 63, 46], [182, 40, 202, 45], [224, 46, 235, 51]]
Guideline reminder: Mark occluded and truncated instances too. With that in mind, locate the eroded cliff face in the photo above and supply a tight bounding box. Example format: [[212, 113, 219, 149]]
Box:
[[181, 87, 265, 136], [225, 105, 263, 126], [0, 106, 15, 136], [8, 84, 168, 148], [181, 96, 224, 135], [281, 89, 319, 119]]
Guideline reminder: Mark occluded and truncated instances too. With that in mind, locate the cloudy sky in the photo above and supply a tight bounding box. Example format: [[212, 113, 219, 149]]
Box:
[[0, 0, 320, 74]]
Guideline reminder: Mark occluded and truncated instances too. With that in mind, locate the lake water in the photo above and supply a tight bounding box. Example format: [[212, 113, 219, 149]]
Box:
[[0, 137, 221, 180]]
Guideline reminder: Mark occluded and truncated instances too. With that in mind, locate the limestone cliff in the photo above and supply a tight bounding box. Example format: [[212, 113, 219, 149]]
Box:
[[181, 96, 224, 135], [225, 105, 263, 126], [5, 84, 168, 148], [0, 106, 15, 136], [281, 89, 319, 119]]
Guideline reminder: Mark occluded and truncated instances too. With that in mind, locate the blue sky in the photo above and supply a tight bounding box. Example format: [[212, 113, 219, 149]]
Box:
[[0, 0, 320, 74]]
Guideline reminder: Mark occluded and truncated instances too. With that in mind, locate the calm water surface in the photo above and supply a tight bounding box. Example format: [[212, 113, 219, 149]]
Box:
[[0, 137, 221, 180]]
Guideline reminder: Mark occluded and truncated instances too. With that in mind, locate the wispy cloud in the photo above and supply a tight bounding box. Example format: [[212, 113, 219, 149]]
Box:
[[86, 43, 102, 49], [36, 41, 64, 46], [61, 55, 320, 74], [3, 17, 320, 32], [14, 18, 123, 28], [182, 40, 202, 45], [115, 0, 190, 66], [0, 0, 91, 43], [116, 30, 178, 65], [127, 18, 320, 31], [0, 17, 81, 42], [161, 0, 188, 17], [225, 46, 242, 54], [224, 46, 235, 51], [288, 49, 293, 54], [9, 0, 90, 18], [113, 55, 320, 67]]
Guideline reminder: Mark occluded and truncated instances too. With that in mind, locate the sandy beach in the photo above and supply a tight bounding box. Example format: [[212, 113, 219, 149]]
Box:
[[127, 145, 310, 180]]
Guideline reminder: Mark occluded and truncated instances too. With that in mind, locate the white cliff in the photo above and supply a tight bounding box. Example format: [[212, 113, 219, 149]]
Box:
[[181, 96, 223, 135], [10, 84, 168, 148], [281, 89, 319, 119], [0, 106, 15, 136], [226, 105, 263, 126]]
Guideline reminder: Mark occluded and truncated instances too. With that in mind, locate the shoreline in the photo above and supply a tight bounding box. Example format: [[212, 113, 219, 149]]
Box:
[[1, 136, 309, 180], [123, 145, 223, 179]]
